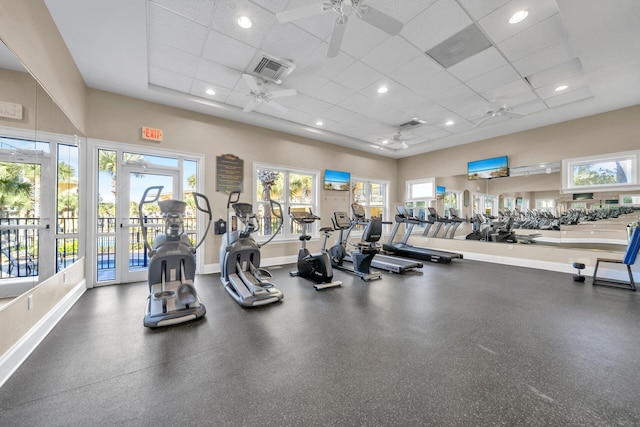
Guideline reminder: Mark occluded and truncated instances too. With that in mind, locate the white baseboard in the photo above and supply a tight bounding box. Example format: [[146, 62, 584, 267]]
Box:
[[0, 280, 86, 389]]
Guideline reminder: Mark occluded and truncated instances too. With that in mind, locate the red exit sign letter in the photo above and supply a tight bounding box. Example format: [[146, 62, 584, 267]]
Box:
[[141, 126, 163, 142]]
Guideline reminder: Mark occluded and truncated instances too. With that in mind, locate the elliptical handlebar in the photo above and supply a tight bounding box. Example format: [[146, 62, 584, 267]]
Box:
[[192, 192, 213, 251], [259, 199, 283, 248], [139, 186, 163, 254]]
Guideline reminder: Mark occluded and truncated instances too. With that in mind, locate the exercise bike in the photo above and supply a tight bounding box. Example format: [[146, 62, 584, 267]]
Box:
[[289, 207, 342, 290], [139, 186, 212, 328], [219, 191, 284, 307], [328, 211, 382, 281]]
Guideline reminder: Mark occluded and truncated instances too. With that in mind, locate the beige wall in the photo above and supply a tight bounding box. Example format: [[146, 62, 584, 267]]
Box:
[[86, 89, 398, 265], [0, 0, 86, 134]]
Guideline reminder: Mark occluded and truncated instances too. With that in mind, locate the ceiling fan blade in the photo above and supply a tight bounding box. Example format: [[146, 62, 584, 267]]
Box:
[[327, 15, 348, 58], [270, 88, 297, 98], [241, 74, 260, 93], [276, 1, 327, 23], [357, 5, 403, 35], [243, 99, 261, 113], [473, 116, 493, 128], [505, 111, 527, 117], [265, 100, 288, 113]]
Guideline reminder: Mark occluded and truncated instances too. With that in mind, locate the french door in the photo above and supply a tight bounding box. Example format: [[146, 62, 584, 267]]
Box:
[[92, 143, 201, 286]]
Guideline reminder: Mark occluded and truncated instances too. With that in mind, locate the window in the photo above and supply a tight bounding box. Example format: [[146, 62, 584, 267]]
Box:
[[351, 178, 388, 220], [255, 163, 318, 240], [56, 143, 80, 272], [563, 151, 639, 192], [405, 178, 435, 230]]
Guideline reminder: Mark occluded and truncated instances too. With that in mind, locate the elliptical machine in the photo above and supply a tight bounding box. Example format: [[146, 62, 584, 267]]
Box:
[[139, 186, 212, 328], [328, 211, 382, 281], [219, 191, 284, 307], [289, 207, 342, 290]]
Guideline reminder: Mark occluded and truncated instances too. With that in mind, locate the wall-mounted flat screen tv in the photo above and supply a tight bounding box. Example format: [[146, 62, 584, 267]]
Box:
[[324, 169, 351, 191], [436, 185, 446, 194], [468, 156, 509, 180]]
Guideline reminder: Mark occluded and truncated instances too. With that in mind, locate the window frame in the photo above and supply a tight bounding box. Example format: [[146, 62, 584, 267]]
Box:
[[253, 162, 319, 242], [562, 150, 640, 193]]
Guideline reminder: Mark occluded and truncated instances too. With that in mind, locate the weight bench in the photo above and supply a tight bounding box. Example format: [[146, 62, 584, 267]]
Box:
[[592, 226, 640, 291]]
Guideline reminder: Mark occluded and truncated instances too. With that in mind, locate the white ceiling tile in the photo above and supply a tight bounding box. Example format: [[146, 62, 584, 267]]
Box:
[[338, 17, 392, 59], [149, 66, 193, 93], [338, 92, 378, 114], [148, 3, 208, 55], [321, 105, 357, 123], [466, 64, 521, 93], [362, 81, 426, 111], [447, 47, 508, 82], [388, 55, 442, 91], [223, 90, 252, 109], [525, 58, 583, 89], [481, 79, 533, 101], [293, 95, 333, 115], [280, 0, 335, 40], [313, 81, 354, 105], [209, 1, 278, 48], [249, 0, 290, 14], [544, 86, 593, 108], [498, 14, 569, 62], [283, 71, 329, 95], [511, 40, 577, 77], [195, 59, 242, 89], [281, 108, 316, 124], [502, 91, 539, 110], [535, 75, 589, 99], [478, 0, 560, 44], [401, 0, 473, 51], [255, 101, 288, 118], [201, 31, 258, 71], [456, 0, 509, 20], [360, 36, 422, 75], [424, 129, 453, 139], [333, 61, 385, 92], [261, 22, 323, 66], [366, 0, 437, 24], [510, 99, 546, 114], [149, 42, 199, 77], [298, 43, 357, 80], [412, 70, 461, 99], [189, 79, 231, 102], [149, 0, 215, 26]]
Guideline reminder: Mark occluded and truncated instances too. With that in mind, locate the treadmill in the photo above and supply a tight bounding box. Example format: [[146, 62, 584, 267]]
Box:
[[383, 205, 463, 264], [346, 203, 423, 274]]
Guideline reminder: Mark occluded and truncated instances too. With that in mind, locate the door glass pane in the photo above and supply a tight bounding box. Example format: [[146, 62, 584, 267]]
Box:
[[56, 144, 79, 271], [97, 149, 117, 282]]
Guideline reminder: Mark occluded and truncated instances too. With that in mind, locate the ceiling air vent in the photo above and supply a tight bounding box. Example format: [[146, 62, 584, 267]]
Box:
[[397, 118, 426, 130], [247, 52, 296, 84]]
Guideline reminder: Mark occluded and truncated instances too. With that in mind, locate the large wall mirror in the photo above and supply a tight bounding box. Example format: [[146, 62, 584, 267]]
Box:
[[0, 40, 85, 299], [434, 161, 638, 253]]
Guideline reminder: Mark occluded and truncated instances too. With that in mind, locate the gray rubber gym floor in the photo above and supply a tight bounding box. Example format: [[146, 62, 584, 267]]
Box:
[[1, 260, 639, 426]]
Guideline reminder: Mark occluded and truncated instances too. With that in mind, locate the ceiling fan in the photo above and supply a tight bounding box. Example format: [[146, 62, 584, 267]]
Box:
[[276, 1, 403, 57], [382, 130, 409, 150], [241, 74, 297, 113], [473, 101, 527, 127]]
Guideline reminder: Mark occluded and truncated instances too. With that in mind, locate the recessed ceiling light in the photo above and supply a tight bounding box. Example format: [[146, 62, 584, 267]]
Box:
[[554, 84, 569, 92], [205, 88, 215, 95], [445, 120, 454, 126], [316, 120, 323, 126], [377, 86, 388, 94], [509, 10, 528, 24], [237, 16, 252, 29], [381, 139, 389, 144]]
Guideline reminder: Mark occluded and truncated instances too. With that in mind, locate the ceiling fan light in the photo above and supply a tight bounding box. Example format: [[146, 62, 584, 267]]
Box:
[[237, 16, 252, 29], [377, 86, 388, 94], [509, 10, 528, 24]]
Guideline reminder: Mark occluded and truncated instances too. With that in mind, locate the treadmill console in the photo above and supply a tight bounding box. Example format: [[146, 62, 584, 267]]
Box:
[[332, 212, 352, 229], [351, 203, 366, 219]]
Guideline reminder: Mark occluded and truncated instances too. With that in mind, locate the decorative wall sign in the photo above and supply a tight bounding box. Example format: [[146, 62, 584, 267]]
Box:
[[0, 101, 23, 120], [217, 154, 243, 193]]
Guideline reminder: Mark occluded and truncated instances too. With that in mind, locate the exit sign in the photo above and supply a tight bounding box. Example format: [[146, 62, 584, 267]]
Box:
[[141, 126, 163, 142]]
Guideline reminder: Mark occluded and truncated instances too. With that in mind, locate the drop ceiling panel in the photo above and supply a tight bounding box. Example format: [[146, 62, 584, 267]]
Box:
[[338, 17, 392, 59], [148, 3, 208, 55], [298, 43, 357, 80], [333, 61, 385, 92], [209, 1, 277, 48], [498, 14, 568, 62], [401, 0, 473, 51], [525, 58, 583, 89], [387, 55, 442, 90], [149, 42, 199, 78], [466, 64, 522, 93], [447, 47, 508, 82], [321, 106, 364, 124], [369, 82, 427, 111], [457, 0, 509, 20], [249, 0, 290, 14], [535, 75, 589, 99], [149, 67, 193, 93], [367, 0, 437, 24], [414, 70, 466, 99], [261, 23, 323, 66], [281, 109, 316, 125], [190, 79, 231, 102], [544, 86, 593, 108], [359, 36, 422, 75], [313, 81, 354, 105], [148, 0, 215, 26], [511, 40, 577, 77], [481, 78, 533, 101], [284, 71, 329, 95], [292, 95, 333, 116], [194, 59, 242, 90], [201, 31, 258, 71], [478, 0, 559, 44]]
